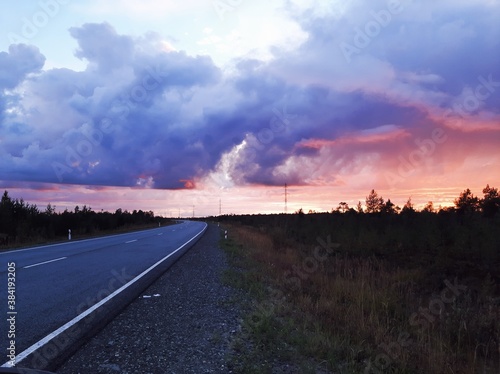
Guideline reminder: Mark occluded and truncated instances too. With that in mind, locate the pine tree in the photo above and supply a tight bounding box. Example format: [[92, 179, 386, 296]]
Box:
[[365, 189, 384, 213]]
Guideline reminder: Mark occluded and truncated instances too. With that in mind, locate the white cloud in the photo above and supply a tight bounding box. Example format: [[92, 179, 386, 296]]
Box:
[[78, 0, 206, 19]]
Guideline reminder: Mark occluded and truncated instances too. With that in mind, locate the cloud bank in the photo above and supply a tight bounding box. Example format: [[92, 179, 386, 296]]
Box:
[[1, 0, 499, 192]]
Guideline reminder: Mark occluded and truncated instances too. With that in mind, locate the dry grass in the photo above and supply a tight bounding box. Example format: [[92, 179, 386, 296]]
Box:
[[222, 223, 499, 374]]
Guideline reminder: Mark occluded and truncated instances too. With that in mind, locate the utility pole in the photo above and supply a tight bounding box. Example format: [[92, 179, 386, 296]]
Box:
[[192, 205, 195, 218], [219, 198, 221, 216], [284, 183, 288, 214]]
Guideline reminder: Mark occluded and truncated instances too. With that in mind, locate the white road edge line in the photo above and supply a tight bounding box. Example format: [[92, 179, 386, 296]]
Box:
[[125, 239, 137, 243], [23, 257, 67, 269], [1, 222, 207, 368]]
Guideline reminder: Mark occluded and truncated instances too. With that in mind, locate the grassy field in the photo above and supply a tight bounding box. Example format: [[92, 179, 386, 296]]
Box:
[[219, 212, 499, 373]]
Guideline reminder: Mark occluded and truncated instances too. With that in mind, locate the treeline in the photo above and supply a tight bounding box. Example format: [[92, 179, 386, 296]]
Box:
[[216, 184, 500, 282], [322, 184, 499, 217], [0, 191, 169, 246]]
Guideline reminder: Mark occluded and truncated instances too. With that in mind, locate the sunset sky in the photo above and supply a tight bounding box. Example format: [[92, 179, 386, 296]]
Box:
[[1, 0, 499, 217]]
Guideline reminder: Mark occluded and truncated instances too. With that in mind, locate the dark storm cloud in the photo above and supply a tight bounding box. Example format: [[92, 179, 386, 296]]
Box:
[[1, 0, 500, 190], [0, 23, 225, 189]]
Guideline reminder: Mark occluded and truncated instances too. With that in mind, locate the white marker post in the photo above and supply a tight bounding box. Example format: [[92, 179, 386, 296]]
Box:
[[224, 230, 227, 239], [68, 229, 71, 241]]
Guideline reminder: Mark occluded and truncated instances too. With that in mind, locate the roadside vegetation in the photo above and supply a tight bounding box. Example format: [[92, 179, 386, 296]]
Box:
[[219, 185, 500, 373], [0, 190, 171, 249]]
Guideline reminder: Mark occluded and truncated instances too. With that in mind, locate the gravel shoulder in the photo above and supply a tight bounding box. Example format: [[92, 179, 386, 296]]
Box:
[[56, 223, 241, 374]]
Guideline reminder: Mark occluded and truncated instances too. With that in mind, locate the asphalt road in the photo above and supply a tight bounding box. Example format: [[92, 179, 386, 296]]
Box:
[[0, 220, 207, 367]]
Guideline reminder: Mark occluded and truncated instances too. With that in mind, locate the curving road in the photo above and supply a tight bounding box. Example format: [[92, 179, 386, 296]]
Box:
[[0, 220, 206, 368]]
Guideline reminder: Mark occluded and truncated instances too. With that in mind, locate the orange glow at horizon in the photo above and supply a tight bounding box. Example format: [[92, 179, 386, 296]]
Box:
[[0, 178, 495, 218]]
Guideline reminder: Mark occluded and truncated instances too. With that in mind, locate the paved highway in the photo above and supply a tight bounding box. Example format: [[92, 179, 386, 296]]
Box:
[[0, 220, 207, 367]]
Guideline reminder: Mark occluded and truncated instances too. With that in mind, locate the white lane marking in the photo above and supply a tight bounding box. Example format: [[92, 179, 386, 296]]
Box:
[[1, 222, 207, 368], [24, 257, 67, 269], [125, 239, 138, 244], [0, 223, 184, 255], [157, 233, 163, 236]]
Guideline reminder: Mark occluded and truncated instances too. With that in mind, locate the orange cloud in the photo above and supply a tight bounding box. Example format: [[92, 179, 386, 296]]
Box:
[[180, 179, 195, 189], [297, 125, 410, 150]]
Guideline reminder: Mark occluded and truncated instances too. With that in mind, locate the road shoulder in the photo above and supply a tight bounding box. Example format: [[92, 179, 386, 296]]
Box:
[[56, 223, 241, 374]]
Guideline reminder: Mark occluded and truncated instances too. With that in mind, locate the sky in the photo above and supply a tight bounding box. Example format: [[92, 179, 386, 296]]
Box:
[[0, 0, 499, 217]]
